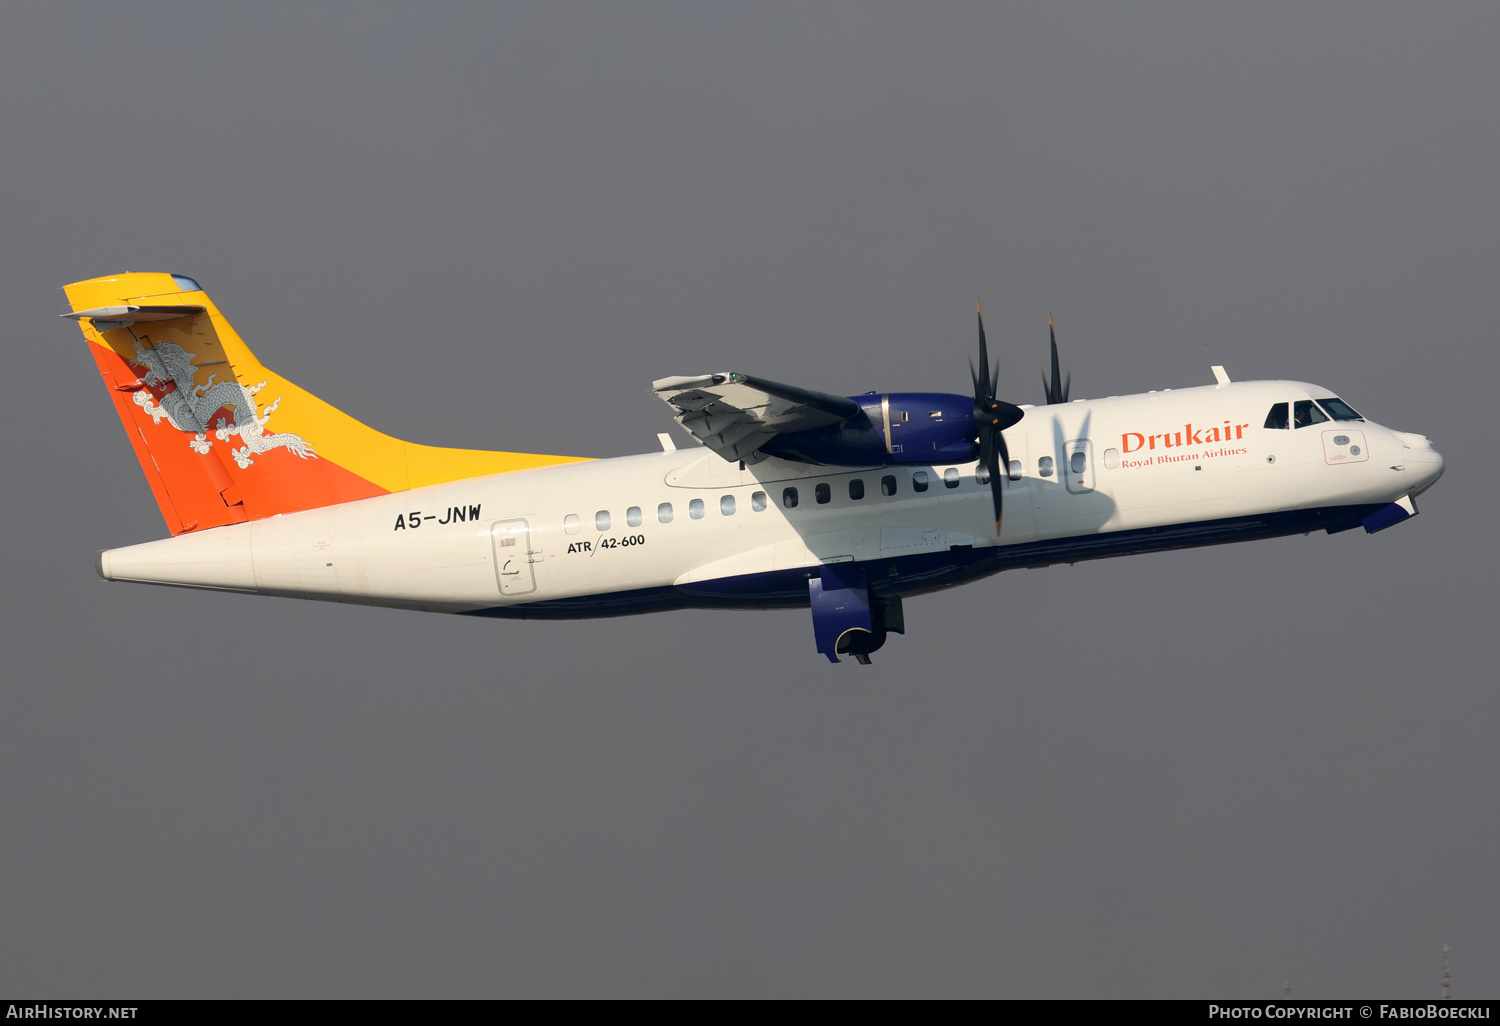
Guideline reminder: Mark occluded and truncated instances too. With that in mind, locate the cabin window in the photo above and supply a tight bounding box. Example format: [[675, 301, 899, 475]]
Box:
[[1070, 451, 1087, 475], [815, 483, 831, 504], [1293, 399, 1329, 428], [1103, 447, 1120, 469], [849, 479, 865, 500], [751, 490, 768, 512], [689, 498, 705, 519], [564, 514, 581, 535], [1038, 456, 1055, 478], [881, 475, 897, 496], [1264, 402, 1289, 430], [975, 465, 990, 485], [1007, 460, 1021, 480], [595, 510, 611, 531], [912, 470, 929, 492], [943, 467, 960, 488], [1317, 396, 1363, 421], [626, 506, 642, 528], [782, 487, 798, 509], [720, 494, 736, 516], [657, 502, 673, 524]]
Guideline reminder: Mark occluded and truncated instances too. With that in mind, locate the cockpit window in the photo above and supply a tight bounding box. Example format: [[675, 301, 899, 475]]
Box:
[[1264, 402, 1289, 430], [1293, 399, 1329, 428], [1316, 397, 1363, 421]]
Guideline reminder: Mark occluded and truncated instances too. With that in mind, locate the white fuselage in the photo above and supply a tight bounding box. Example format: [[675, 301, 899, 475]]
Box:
[[98, 380, 1444, 619]]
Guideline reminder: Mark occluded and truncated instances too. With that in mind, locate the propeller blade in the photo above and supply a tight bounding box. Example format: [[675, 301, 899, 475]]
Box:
[[986, 446, 1003, 531], [991, 431, 1011, 533], [975, 301, 992, 403], [972, 300, 1025, 533], [1044, 312, 1070, 405], [974, 423, 1002, 529]]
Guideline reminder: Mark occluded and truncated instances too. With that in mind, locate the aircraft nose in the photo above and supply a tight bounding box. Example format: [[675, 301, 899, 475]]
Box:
[[1396, 432, 1444, 496], [1414, 447, 1445, 495]]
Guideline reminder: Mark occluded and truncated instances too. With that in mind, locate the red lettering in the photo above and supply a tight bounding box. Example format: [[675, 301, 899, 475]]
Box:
[[1131, 421, 1249, 449]]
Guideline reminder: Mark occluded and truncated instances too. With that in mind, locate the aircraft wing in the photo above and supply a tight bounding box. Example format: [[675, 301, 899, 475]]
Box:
[[651, 372, 860, 463]]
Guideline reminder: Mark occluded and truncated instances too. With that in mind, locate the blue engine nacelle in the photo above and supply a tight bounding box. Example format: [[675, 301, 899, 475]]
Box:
[[758, 392, 977, 467]]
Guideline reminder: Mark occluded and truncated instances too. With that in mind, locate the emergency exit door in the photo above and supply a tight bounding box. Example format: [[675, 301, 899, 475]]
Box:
[[1064, 439, 1095, 494]]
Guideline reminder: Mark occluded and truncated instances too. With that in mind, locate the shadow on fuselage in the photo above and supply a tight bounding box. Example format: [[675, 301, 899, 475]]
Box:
[[465, 407, 1387, 621]]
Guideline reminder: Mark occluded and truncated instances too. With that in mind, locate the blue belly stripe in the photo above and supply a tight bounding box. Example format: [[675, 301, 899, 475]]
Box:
[[461, 503, 1386, 620]]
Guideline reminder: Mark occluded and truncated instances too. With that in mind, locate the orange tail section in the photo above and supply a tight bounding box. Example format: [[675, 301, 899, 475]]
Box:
[[64, 272, 588, 535]]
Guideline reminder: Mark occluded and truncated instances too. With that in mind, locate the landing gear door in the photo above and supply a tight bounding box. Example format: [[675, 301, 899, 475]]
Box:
[[1064, 439, 1095, 494], [491, 519, 537, 597]]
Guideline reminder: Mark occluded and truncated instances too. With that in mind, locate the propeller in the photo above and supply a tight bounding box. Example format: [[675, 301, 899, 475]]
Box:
[[1042, 311, 1070, 405], [971, 302, 1025, 534]]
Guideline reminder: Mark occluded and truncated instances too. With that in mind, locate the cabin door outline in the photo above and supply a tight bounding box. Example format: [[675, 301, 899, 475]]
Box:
[[1064, 438, 1095, 494], [491, 518, 538, 596]]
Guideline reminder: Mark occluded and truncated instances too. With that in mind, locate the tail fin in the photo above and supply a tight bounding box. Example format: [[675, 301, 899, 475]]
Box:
[[64, 272, 587, 535]]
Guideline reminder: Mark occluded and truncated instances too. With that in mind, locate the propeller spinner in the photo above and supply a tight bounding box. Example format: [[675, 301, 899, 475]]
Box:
[[971, 303, 1025, 534]]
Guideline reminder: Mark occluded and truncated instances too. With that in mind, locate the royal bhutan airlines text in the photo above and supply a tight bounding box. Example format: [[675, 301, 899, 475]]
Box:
[[1123, 421, 1250, 453]]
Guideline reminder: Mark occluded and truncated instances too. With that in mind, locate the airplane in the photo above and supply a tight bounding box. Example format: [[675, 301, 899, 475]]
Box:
[[64, 272, 1445, 664]]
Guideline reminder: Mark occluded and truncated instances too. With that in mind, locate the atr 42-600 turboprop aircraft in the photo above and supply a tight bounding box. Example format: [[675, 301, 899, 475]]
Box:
[[67, 272, 1444, 663]]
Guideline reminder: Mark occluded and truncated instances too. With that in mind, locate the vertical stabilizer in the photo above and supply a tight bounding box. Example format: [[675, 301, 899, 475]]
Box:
[[64, 272, 587, 535]]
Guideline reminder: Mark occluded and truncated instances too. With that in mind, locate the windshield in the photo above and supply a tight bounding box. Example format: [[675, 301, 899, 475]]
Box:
[[1316, 396, 1363, 421], [1293, 399, 1329, 428]]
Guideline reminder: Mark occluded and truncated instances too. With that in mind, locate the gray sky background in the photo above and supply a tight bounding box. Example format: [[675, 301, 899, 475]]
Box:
[[1, 1, 1495, 998]]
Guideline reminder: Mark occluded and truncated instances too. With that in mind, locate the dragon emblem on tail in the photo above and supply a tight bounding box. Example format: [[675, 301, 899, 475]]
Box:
[[126, 339, 316, 469]]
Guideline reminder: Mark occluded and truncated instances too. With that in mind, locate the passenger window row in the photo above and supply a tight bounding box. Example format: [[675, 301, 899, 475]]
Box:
[[786, 465, 1002, 507], [562, 465, 1002, 532], [565, 492, 771, 533]]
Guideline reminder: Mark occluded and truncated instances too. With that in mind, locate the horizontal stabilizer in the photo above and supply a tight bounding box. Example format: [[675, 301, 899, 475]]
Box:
[[62, 305, 205, 328]]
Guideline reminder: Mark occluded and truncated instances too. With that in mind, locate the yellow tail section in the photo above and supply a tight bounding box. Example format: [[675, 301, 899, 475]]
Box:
[[65, 272, 589, 534]]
